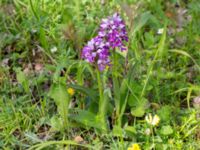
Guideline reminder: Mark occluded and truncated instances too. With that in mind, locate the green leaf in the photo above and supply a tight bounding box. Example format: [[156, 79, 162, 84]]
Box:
[[131, 106, 145, 117], [160, 125, 173, 135], [69, 84, 97, 101], [157, 105, 172, 123], [128, 96, 148, 108], [49, 84, 69, 107], [124, 126, 137, 137], [128, 91, 148, 117], [15, 68, 29, 93], [119, 79, 128, 110], [112, 125, 123, 137], [49, 83, 70, 128], [120, 79, 128, 103], [39, 27, 48, 50], [69, 109, 103, 131], [127, 81, 143, 98], [50, 116, 63, 131]]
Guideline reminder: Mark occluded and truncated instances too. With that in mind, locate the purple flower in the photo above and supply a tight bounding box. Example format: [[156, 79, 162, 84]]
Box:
[[81, 13, 128, 71], [81, 36, 110, 71], [98, 13, 128, 51]]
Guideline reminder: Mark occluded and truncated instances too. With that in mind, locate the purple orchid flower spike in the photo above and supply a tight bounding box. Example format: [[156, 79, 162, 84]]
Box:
[[81, 13, 128, 71], [99, 13, 128, 51], [81, 36, 110, 71]]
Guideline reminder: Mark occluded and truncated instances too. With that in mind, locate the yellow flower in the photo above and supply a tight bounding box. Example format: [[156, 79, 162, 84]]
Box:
[[128, 143, 141, 150], [67, 88, 75, 96], [105, 65, 109, 70], [145, 114, 160, 126]]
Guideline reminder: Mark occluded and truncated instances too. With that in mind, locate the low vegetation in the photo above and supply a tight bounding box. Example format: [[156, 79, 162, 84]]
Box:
[[0, 0, 200, 149]]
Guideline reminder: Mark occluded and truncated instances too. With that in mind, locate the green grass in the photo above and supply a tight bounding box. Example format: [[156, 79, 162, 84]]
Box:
[[0, 0, 200, 149]]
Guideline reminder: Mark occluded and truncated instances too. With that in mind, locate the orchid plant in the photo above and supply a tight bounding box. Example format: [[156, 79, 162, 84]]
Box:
[[81, 13, 128, 131]]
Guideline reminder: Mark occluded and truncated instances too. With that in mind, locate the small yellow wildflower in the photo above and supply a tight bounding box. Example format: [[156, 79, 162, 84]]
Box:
[[105, 65, 109, 70], [145, 114, 160, 126], [128, 143, 141, 150], [67, 88, 75, 96]]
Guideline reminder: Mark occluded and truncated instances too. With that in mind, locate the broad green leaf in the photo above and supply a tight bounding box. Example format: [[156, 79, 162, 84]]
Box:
[[112, 125, 123, 137], [127, 80, 143, 97], [50, 116, 63, 131], [128, 96, 148, 108], [49, 83, 70, 128], [124, 126, 137, 137], [128, 88, 149, 117], [69, 109, 103, 130], [160, 125, 173, 135], [49, 83, 69, 108], [69, 84, 97, 101], [131, 106, 145, 117]]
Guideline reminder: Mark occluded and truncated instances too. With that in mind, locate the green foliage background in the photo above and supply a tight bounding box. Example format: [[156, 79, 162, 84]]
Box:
[[0, 0, 200, 149]]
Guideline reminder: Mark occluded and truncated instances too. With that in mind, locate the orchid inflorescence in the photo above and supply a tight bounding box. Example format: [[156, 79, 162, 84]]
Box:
[[81, 13, 128, 71]]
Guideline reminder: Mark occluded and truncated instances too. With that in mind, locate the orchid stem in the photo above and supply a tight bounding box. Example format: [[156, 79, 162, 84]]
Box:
[[96, 68, 107, 132]]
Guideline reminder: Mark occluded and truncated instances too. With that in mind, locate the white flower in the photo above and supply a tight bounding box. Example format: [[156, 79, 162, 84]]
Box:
[[145, 114, 152, 124], [31, 29, 37, 33], [145, 128, 151, 135], [152, 115, 160, 126], [157, 28, 164, 34], [50, 46, 57, 53], [145, 114, 160, 126]]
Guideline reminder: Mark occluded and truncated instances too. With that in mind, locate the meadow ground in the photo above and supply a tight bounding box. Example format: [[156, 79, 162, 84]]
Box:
[[0, 0, 200, 149]]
